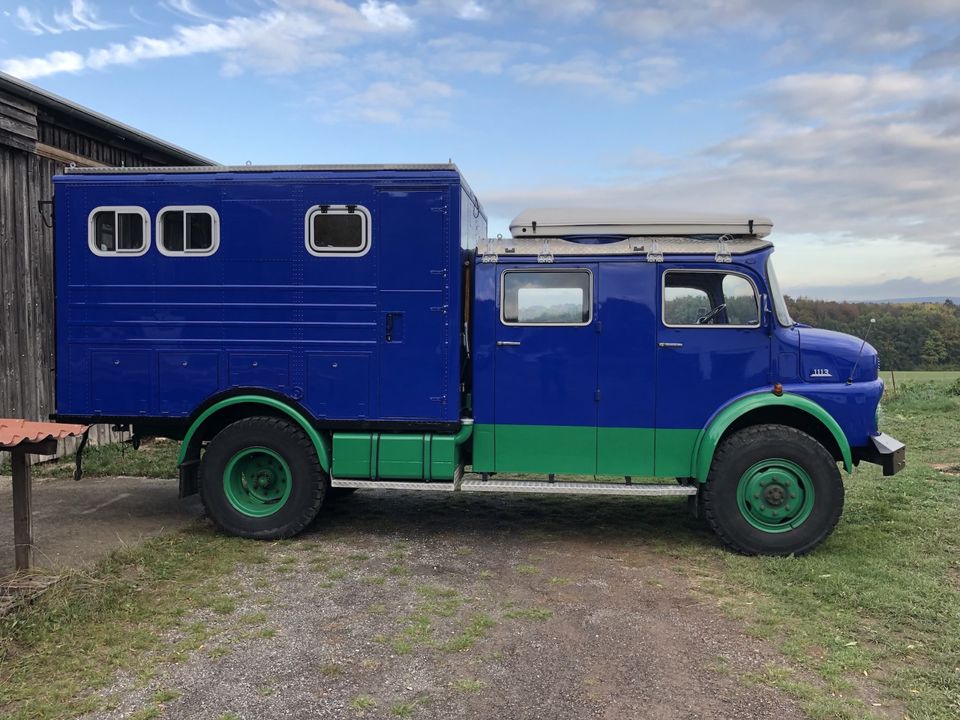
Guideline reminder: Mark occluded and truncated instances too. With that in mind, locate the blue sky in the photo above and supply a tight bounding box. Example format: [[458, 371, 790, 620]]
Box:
[[2, 0, 959, 300]]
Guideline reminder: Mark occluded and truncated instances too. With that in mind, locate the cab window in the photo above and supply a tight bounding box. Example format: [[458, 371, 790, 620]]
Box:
[[501, 270, 592, 326], [663, 270, 759, 327]]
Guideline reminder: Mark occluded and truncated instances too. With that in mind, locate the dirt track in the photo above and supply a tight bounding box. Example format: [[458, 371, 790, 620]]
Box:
[[0, 474, 201, 572], [79, 487, 810, 719]]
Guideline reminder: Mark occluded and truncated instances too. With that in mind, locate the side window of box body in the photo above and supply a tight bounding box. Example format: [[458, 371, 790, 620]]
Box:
[[87, 207, 150, 257], [305, 205, 372, 257], [662, 269, 761, 328], [157, 206, 220, 256]]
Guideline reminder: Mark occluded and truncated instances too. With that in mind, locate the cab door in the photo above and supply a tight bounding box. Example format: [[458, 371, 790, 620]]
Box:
[[655, 266, 770, 476], [493, 265, 598, 474]]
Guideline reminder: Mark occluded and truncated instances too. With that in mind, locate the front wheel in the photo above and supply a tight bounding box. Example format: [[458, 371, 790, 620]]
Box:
[[702, 424, 844, 556], [199, 416, 327, 539]]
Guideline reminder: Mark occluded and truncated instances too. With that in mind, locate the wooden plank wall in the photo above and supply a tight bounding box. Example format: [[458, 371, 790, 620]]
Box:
[[0, 90, 155, 462]]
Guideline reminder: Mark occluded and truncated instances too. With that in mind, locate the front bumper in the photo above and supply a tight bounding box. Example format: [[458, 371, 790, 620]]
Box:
[[853, 432, 906, 476]]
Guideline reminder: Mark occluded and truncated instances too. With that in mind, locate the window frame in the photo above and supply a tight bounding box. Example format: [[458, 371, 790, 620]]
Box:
[[499, 268, 594, 327], [156, 205, 220, 257], [87, 206, 151, 257], [661, 268, 761, 329], [304, 204, 372, 258]]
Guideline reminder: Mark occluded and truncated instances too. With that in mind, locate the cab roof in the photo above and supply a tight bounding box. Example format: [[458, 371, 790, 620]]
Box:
[[510, 208, 773, 239]]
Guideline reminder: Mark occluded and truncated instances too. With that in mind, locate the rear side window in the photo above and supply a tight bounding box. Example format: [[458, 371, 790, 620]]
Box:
[[88, 207, 149, 256], [501, 270, 592, 325], [158, 206, 219, 256], [663, 270, 759, 327], [305, 205, 371, 256]]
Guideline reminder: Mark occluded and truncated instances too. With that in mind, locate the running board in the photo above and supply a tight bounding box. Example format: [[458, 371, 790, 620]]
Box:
[[330, 476, 697, 497], [331, 479, 456, 492], [460, 479, 697, 496]]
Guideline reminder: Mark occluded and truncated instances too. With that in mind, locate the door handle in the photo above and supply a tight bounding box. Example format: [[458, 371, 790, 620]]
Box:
[[658, 342, 684, 348], [497, 340, 521, 347], [385, 312, 394, 342]]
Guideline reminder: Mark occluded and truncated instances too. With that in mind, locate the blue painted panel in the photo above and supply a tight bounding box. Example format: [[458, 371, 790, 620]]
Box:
[[91, 350, 152, 415], [493, 263, 599, 427], [788, 380, 884, 447], [228, 353, 290, 389], [53, 169, 472, 424], [307, 352, 371, 418], [377, 188, 449, 420], [470, 263, 498, 426], [597, 263, 657, 429], [158, 352, 220, 415], [655, 263, 771, 430]]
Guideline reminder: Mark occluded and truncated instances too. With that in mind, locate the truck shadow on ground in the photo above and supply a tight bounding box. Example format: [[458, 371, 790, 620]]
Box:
[[306, 481, 718, 552]]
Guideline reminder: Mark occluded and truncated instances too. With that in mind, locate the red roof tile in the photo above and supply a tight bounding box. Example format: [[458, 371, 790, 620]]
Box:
[[0, 419, 88, 450]]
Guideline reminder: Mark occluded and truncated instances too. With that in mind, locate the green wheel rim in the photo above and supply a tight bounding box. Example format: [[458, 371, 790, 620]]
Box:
[[736, 458, 815, 533], [223, 447, 292, 518]]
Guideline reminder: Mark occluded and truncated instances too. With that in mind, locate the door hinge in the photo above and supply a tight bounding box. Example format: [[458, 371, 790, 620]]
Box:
[[595, 389, 601, 402]]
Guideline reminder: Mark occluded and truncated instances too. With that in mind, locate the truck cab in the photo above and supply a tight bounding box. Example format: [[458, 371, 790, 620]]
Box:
[[52, 166, 904, 555]]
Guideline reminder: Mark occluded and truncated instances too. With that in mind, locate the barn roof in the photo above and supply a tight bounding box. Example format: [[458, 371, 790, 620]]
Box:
[[0, 71, 214, 166]]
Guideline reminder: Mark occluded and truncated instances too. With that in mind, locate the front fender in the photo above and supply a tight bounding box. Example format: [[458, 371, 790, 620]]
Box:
[[692, 392, 853, 482]]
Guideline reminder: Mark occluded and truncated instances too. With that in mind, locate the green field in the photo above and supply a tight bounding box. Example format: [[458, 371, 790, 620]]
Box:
[[882, 369, 960, 385]]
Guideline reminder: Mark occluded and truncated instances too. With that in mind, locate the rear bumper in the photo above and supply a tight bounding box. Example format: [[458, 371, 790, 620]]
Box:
[[853, 433, 906, 476]]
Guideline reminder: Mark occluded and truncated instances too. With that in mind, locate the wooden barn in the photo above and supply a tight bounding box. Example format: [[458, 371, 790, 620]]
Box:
[[0, 71, 213, 455]]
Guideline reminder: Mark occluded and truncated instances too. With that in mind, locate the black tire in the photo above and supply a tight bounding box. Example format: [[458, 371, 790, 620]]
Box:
[[702, 424, 844, 556], [199, 416, 327, 539]]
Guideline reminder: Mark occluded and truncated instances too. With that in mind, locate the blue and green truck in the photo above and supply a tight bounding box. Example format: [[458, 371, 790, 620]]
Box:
[[52, 163, 905, 555]]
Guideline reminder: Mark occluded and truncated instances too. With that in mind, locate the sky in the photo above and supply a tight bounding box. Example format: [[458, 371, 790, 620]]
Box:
[[1, 0, 959, 301]]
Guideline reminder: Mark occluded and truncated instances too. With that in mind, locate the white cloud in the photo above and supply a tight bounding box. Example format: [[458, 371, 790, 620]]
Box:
[[416, 0, 489, 21], [481, 64, 960, 291], [522, 0, 597, 21], [1, 1, 418, 80], [359, 0, 414, 31], [1, 50, 85, 78], [163, 0, 221, 23], [512, 52, 681, 99], [14, 0, 112, 35], [597, 0, 958, 58], [425, 34, 547, 75], [318, 79, 455, 124]]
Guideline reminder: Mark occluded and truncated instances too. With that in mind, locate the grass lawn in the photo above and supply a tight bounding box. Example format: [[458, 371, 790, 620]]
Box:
[[671, 373, 960, 719], [881, 369, 960, 388], [2, 373, 959, 718]]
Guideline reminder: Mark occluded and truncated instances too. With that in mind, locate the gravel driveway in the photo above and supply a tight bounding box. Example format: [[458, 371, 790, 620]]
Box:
[[86, 487, 810, 720]]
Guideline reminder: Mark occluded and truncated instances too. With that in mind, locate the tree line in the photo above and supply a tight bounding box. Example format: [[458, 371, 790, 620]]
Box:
[[785, 297, 960, 371]]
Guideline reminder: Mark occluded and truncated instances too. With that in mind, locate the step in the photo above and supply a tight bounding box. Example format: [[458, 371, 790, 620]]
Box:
[[459, 479, 697, 496], [330, 478, 456, 492]]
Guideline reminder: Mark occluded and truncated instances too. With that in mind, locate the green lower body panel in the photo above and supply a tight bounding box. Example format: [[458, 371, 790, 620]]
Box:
[[597, 427, 655, 476], [654, 429, 701, 478], [493, 424, 598, 475], [471, 424, 698, 478], [333, 432, 463, 480]]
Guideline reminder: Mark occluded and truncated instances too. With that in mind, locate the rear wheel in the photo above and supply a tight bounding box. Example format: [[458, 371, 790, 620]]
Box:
[[702, 424, 843, 555], [199, 416, 326, 539]]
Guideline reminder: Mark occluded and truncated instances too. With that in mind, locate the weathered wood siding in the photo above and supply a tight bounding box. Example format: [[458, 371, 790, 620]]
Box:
[[1, 87, 202, 461]]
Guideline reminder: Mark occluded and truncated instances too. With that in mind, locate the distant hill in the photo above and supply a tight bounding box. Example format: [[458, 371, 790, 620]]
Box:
[[870, 297, 960, 304]]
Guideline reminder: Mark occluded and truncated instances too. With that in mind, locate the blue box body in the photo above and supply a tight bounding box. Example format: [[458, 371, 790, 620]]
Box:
[[53, 167, 486, 428]]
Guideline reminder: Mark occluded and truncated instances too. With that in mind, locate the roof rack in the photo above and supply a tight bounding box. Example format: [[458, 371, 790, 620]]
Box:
[[479, 235, 771, 262], [510, 208, 773, 239]]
